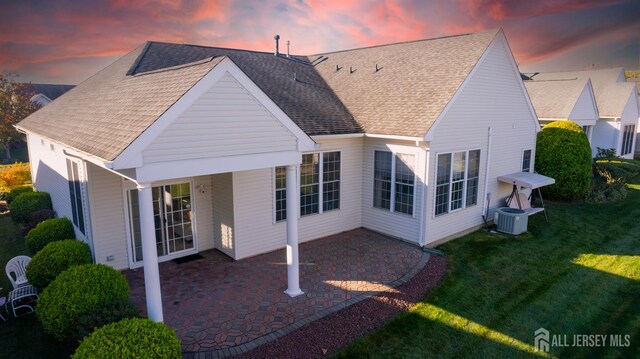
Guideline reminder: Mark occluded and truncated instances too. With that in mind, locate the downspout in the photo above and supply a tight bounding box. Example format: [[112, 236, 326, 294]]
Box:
[[482, 127, 493, 220], [418, 144, 429, 246]]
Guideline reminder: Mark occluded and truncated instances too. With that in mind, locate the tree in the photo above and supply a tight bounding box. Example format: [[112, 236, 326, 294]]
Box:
[[0, 73, 41, 160]]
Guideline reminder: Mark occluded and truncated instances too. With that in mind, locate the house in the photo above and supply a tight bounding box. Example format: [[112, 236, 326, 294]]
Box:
[[626, 74, 640, 156], [530, 68, 639, 158], [17, 29, 540, 322], [523, 77, 598, 144], [24, 83, 75, 106]]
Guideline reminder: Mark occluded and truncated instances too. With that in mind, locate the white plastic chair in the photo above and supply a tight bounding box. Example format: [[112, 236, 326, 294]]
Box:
[[5, 256, 31, 289]]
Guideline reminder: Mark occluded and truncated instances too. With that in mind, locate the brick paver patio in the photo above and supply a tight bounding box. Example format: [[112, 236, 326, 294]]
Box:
[[124, 228, 427, 356]]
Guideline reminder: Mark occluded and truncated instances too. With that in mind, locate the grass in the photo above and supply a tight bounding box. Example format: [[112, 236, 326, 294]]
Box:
[[336, 178, 640, 358], [0, 215, 73, 359]]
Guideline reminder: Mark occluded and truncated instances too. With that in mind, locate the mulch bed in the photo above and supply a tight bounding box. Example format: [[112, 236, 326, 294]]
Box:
[[236, 254, 448, 359]]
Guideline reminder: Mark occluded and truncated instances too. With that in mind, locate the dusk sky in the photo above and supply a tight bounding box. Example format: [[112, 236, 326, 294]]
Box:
[[1, 0, 638, 85]]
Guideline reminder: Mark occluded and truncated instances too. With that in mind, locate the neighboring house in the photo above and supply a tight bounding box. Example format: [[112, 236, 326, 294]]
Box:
[[531, 68, 639, 159], [17, 29, 540, 321], [24, 83, 75, 106], [626, 76, 640, 156], [524, 77, 598, 145]]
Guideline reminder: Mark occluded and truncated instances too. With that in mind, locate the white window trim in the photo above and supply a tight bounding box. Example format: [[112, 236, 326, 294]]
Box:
[[521, 148, 533, 173], [433, 148, 481, 217], [122, 178, 198, 269], [66, 157, 90, 237], [372, 149, 418, 218], [273, 150, 342, 223]]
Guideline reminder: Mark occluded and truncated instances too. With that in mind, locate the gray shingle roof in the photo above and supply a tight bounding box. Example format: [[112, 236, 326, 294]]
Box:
[[523, 78, 589, 119], [18, 29, 500, 162], [24, 83, 75, 101], [312, 29, 498, 137], [532, 68, 635, 118], [18, 45, 223, 161]]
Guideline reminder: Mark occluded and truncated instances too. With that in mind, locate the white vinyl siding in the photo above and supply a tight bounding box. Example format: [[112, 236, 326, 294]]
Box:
[[86, 163, 128, 269], [142, 72, 298, 163], [425, 35, 538, 245], [26, 133, 90, 243], [568, 83, 598, 124], [212, 173, 235, 258], [233, 138, 361, 259]]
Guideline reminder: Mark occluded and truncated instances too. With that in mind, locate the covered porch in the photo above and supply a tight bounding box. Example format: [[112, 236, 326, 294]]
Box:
[[124, 228, 426, 355]]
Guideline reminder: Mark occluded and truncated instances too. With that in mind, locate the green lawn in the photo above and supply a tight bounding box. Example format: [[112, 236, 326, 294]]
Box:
[[0, 215, 73, 359], [336, 180, 640, 358]]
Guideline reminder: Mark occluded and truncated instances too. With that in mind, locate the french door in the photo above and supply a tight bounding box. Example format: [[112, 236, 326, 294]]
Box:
[[127, 182, 195, 263]]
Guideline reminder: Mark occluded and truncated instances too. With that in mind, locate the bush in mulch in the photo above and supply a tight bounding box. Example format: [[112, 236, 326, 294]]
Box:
[[26, 239, 92, 290], [37, 264, 135, 341], [72, 318, 181, 359], [25, 217, 75, 254]]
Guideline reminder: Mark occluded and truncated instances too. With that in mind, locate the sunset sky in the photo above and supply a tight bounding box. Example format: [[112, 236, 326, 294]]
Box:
[[1, 0, 638, 85]]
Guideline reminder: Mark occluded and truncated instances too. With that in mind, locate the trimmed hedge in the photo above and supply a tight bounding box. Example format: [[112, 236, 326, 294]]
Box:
[[26, 239, 92, 290], [73, 318, 181, 359], [535, 120, 592, 200], [6, 185, 33, 204], [9, 191, 52, 224], [37, 264, 134, 341], [25, 217, 75, 254]]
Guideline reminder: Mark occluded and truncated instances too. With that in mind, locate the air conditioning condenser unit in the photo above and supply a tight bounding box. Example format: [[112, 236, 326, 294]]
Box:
[[494, 207, 528, 235]]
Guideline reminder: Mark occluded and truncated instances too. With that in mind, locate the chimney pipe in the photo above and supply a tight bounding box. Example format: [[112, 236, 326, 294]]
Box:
[[287, 40, 290, 58], [274, 35, 280, 57]]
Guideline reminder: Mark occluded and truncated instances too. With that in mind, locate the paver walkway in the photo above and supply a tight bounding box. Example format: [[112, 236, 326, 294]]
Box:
[[124, 228, 427, 356]]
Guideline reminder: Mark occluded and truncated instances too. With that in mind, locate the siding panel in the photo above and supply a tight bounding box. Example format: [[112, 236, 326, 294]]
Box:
[[232, 138, 363, 259], [142, 72, 298, 163], [425, 37, 538, 245]]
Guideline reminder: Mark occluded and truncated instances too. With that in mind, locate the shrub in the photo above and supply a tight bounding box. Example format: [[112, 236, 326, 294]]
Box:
[[535, 120, 592, 200], [0, 162, 31, 191], [595, 147, 617, 159], [25, 218, 76, 255], [73, 318, 181, 359], [5, 185, 33, 203], [26, 240, 92, 290], [37, 264, 134, 341], [9, 191, 52, 224], [23, 208, 56, 234]]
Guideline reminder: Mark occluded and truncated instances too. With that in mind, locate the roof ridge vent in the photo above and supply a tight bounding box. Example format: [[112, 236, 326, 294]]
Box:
[[274, 35, 280, 57]]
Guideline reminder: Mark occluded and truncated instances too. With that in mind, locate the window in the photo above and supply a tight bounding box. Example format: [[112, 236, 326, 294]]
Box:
[[373, 150, 415, 216], [621, 125, 635, 156], [373, 151, 392, 210], [435, 149, 480, 216], [582, 125, 592, 139], [323, 152, 341, 211], [300, 153, 320, 216], [66, 159, 85, 235], [275, 167, 286, 222], [522, 149, 532, 172], [275, 151, 341, 221]]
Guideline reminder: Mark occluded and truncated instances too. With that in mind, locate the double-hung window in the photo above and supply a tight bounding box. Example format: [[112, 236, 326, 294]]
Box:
[[373, 150, 415, 216], [621, 125, 635, 156], [275, 151, 341, 221], [522, 149, 532, 172], [435, 149, 480, 216], [66, 158, 86, 235]]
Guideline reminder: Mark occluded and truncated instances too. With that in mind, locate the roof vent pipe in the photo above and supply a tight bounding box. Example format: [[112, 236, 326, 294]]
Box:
[[274, 35, 280, 56], [287, 40, 290, 58]]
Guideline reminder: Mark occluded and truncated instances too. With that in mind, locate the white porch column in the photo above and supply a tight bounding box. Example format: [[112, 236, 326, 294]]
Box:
[[137, 183, 164, 322], [284, 164, 303, 297]]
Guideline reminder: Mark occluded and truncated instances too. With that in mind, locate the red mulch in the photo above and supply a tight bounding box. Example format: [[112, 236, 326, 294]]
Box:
[[237, 254, 448, 358]]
